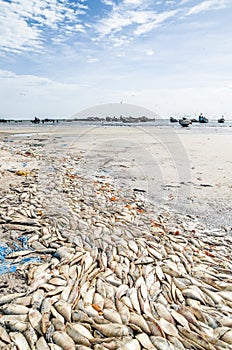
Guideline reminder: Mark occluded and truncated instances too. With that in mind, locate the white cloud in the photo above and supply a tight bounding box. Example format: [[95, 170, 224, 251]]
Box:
[[0, 2, 42, 53], [95, 13, 134, 36], [123, 0, 144, 5], [0, 70, 17, 78], [0, 69, 92, 117], [146, 49, 155, 56], [0, 0, 87, 54], [101, 0, 115, 6], [134, 10, 179, 35], [87, 57, 99, 63], [1, 67, 232, 119], [186, 0, 230, 15], [111, 35, 132, 47], [1, 0, 231, 55], [94, 0, 182, 44]]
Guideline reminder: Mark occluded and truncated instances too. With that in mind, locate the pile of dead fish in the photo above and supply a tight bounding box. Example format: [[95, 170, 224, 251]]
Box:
[[0, 145, 232, 349]]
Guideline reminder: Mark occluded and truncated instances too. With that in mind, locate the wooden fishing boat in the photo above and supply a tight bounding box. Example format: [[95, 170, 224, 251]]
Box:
[[218, 117, 225, 123], [170, 117, 178, 123], [179, 118, 192, 127], [199, 114, 208, 123]]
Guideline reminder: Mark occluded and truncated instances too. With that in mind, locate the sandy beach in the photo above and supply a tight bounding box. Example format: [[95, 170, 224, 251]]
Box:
[[1, 123, 231, 228], [0, 123, 232, 349]]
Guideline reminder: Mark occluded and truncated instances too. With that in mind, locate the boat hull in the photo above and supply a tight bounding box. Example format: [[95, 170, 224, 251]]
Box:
[[199, 116, 208, 123], [179, 119, 192, 127]]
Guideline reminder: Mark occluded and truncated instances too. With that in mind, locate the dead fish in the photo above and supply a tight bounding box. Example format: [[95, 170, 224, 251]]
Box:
[[161, 261, 180, 278], [173, 277, 190, 291], [167, 335, 186, 350], [36, 335, 50, 349], [92, 323, 130, 337], [66, 323, 91, 346], [155, 265, 165, 281], [67, 280, 80, 305], [0, 293, 25, 306], [150, 336, 175, 350], [103, 308, 122, 324], [54, 299, 72, 322], [32, 289, 45, 309], [128, 240, 139, 254], [77, 346, 96, 350], [145, 318, 165, 337], [51, 318, 66, 332], [46, 286, 65, 297], [48, 344, 63, 350], [177, 305, 199, 326], [147, 246, 163, 260], [14, 295, 32, 306], [60, 282, 73, 302], [28, 273, 52, 293], [41, 312, 51, 335], [67, 323, 93, 340], [71, 310, 93, 324], [182, 288, 206, 305], [4, 320, 28, 332], [9, 331, 31, 350], [7, 249, 35, 258], [0, 314, 28, 324], [82, 286, 95, 305], [0, 324, 11, 343], [116, 284, 129, 300], [218, 291, 232, 303], [134, 256, 154, 265], [53, 331, 76, 350], [178, 327, 215, 350], [135, 333, 155, 349], [120, 295, 133, 310], [221, 330, 232, 345], [159, 317, 179, 337], [201, 287, 224, 305], [105, 274, 122, 287], [92, 292, 105, 310], [115, 298, 130, 325], [154, 303, 175, 324], [118, 339, 141, 350], [175, 287, 185, 304], [128, 288, 141, 314], [170, 309, 190, 330], [28, 309, 42, 335], [0, 304, 29, 315], [49, 277, 67, 286], [129, 312, 150, 334], [23, 324, 38, 349]]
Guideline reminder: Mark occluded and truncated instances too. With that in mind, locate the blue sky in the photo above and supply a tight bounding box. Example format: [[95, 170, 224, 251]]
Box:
[[0, 0, 231, 119]]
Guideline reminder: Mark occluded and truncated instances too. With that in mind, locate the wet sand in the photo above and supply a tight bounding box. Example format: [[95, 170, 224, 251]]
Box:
[[1, 123, 231, 229]]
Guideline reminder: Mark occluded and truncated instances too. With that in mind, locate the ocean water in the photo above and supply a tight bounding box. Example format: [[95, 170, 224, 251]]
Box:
[[1, 118, 232, 133]]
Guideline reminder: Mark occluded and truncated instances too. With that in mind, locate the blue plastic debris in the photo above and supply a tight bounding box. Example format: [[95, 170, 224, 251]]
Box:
[[0, 243, 13, 262], [0, 238, 41, 275], [0, 263, 17, 275], [20, 257, 41, 265], [18, 236, 29, 249], [13, 243, 21, 251]]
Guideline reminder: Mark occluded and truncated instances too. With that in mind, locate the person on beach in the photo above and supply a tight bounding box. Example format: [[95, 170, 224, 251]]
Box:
[[199, 113, 204, 122], [32, 116, 40, 124]]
